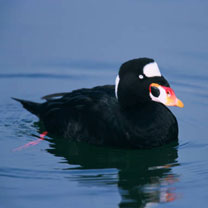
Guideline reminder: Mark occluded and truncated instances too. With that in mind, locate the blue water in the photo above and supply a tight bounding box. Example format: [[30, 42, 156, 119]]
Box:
[[0, 1, 208, 207]]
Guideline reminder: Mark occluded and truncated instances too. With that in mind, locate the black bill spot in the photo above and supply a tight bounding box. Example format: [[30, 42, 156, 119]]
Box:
[[151, 86, 160, 97]]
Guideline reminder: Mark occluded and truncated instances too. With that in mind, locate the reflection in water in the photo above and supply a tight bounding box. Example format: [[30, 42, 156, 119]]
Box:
[[46, 137, 179, 208]]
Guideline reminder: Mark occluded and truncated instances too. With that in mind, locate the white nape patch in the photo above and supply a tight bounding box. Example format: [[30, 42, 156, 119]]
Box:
[[143, 62, 161, 78], [150, 86, 167, 105], [115, 75, 120, 99]]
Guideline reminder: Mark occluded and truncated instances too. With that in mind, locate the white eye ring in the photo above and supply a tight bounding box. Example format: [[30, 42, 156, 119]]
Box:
[[139, 74, 144, 79]]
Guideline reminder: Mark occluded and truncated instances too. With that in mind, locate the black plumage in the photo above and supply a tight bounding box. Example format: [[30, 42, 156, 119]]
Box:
[[13, 58, 179, 149]]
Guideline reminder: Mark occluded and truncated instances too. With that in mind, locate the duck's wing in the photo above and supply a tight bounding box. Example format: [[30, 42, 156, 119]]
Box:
[[41, 92, 69, 100], [40, 85, 116, 137]]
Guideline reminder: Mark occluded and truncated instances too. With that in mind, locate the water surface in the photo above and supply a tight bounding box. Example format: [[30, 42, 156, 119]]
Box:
[[0, 1, 208, 208]]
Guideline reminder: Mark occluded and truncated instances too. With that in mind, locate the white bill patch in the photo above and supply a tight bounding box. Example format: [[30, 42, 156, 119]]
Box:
[[115, 75, 120, 99], [150, 86, 167, 105], [143, 62, 161, 78]]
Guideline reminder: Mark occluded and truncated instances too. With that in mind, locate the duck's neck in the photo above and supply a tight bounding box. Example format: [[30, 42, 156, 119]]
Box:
[[118, 94, 151, 110], [118, 99, 153, 112]]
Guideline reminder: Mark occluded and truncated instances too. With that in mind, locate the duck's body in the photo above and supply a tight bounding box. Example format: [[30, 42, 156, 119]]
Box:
[[14, 58, 183, 149]]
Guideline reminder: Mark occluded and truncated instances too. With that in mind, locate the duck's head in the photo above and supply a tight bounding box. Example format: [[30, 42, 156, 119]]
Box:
[[115, 58, 184, 109]]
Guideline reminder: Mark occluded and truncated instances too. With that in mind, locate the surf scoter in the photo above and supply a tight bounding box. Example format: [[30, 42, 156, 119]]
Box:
[[13, 58, 184, 148]]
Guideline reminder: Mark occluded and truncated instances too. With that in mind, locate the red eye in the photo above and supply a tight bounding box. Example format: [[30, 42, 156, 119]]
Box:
[[165, 89, 172, 97]]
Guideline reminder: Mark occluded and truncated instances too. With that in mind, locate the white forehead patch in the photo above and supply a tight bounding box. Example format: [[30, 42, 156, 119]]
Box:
[[115, 75, 120, 99], [143, 62, 161, 78]]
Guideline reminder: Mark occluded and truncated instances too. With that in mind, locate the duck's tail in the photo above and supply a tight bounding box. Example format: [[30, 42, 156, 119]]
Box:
[[12, 97, 41, 116]]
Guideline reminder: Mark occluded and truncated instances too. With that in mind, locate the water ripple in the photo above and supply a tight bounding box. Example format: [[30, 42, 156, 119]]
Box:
[[0, 73, 77, 79]]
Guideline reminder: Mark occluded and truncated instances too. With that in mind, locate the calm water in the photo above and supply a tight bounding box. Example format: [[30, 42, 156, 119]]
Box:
[[0, 1, 208, 208]]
